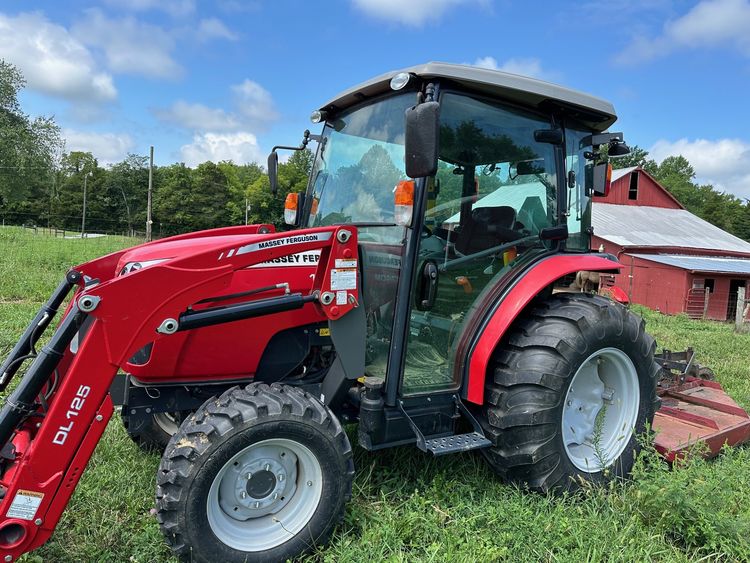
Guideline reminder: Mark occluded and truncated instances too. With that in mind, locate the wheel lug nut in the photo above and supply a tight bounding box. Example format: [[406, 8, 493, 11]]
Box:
[[240, 491, 247, 499], [307, 480, 313, 487], [246, 472, 252, 480], [254, 501, 260, 508], [278, 474, 284, 481], [264, 464, 271, 471], [272, 493, 279, 500]]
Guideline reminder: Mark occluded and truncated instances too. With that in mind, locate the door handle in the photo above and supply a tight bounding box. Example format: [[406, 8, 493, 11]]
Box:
[[418, 261, 439, 310]]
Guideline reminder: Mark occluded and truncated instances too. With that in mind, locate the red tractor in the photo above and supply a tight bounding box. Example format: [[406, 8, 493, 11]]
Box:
[[0, 63, 662, 562]]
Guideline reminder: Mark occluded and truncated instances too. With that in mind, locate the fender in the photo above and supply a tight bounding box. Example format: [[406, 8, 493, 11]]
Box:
[[465, 254, 621, 404]]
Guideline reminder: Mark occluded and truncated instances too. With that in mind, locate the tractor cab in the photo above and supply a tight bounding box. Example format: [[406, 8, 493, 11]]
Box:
[[275, 63, 620, 410]]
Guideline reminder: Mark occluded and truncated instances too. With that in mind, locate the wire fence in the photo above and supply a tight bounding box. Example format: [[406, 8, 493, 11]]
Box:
[[687, 288, 750, 324], [0, 212, 189, 240]]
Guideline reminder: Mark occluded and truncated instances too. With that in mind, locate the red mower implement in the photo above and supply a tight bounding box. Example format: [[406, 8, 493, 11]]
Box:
[[0, 63, 744, 562]]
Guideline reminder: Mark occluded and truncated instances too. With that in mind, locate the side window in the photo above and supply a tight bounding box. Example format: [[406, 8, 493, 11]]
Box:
[[565, 128, 592, 251]]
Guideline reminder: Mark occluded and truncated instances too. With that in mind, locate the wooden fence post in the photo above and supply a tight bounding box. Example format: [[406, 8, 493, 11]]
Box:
[[703, 288, 710, 319], [735, 286, 747, 332]]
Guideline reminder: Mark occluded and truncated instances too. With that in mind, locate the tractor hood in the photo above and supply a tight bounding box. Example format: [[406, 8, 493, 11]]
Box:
[[116, 233, 267, 275]]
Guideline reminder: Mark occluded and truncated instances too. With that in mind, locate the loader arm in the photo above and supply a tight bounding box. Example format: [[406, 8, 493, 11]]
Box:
[[0, 225, 359, 561]]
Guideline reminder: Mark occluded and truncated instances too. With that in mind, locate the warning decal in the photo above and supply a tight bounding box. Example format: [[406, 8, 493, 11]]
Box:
[[335, 258, 357, 269], [330, 269, 357, 291], [7, 489, 43, 520]]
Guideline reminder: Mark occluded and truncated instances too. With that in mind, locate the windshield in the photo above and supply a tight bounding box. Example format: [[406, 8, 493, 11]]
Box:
[[307, 93, 414, 227]]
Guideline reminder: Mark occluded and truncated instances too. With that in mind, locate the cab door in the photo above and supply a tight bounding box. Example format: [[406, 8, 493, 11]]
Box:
[[399, 91, 559, 396]]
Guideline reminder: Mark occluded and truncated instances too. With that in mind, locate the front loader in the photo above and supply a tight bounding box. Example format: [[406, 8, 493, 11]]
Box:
[[0, 62, 680, 561]]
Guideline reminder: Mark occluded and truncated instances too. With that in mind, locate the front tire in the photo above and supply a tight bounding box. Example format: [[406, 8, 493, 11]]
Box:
[[480, 293, 660, 492], [156, 383, 354, 562]]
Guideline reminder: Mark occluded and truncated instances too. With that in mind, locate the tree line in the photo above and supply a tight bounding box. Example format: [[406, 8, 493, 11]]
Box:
[[0, 60, 309, 237], [1, 59, 748, 240]]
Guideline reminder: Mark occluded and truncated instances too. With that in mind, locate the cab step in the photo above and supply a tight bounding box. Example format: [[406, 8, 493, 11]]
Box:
[[397, 394, 492, 456], [423, 432, 491, 455]]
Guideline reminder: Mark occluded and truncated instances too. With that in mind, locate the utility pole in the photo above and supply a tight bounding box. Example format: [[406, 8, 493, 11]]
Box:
[[81, 173, 88, 238], [146, 145, 154, 241]]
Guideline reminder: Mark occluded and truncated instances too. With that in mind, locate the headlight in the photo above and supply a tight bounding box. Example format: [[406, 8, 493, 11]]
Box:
[[119, 258, 169, 276]]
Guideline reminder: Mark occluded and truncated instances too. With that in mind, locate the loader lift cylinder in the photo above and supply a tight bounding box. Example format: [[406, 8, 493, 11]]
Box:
[[177, 292, 317, 332], [0, 302, 86, 449], [0, 270, 81, 391]]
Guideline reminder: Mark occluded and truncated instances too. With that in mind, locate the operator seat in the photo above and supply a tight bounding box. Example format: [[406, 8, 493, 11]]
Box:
[[455, 205, 521, 255]]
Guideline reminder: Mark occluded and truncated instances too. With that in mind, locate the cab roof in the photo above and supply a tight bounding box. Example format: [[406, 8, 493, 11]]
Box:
[[320, 62, 617, 132]]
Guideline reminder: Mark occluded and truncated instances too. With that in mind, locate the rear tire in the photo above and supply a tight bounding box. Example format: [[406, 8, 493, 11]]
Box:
[[122, 410, 184, 452], [480, 293, 660, 492], [156, 383, 354, 563]]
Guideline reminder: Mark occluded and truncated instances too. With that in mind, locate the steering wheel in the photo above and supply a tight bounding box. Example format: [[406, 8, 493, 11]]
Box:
[[439, 235, 539, 272]]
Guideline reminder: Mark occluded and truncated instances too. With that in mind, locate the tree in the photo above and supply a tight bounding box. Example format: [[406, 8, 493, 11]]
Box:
[[652, 155, 703, 213], [50, 151, 101, 230], [153, 163, 194, 236], [153, 161, 233, 235], [608, 145, 657, 176], [219, 161, 263, 225], [0, 60, 62, 211], [106, 154, 150, 233], [246, 149, 313, 227]]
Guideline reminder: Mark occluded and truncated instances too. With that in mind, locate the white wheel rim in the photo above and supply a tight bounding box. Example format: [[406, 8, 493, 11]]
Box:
[[562, 347, 640, 473], [207, 438, 323, 552]]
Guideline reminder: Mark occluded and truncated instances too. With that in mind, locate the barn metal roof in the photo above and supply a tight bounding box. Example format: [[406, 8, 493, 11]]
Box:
[[629, 254, 750, 275], [320, 62, 617, 131], [592, 203, 750, 254], [611, 166, 637, 182]]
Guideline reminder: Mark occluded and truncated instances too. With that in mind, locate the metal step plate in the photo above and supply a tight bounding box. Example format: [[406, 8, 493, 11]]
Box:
[[423, 432, 492, 456]]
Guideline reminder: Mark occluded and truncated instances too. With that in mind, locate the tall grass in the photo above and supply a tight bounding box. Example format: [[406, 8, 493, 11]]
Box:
[[0, 228, 747, 562]]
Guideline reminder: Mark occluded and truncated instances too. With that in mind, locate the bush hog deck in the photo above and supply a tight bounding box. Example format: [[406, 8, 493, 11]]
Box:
[[652, 349, 750, 462], [0, 63, 747, 562]]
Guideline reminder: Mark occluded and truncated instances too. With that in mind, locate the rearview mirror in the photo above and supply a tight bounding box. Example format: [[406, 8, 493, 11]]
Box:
[[405, 101, 440, 179], [514, 158, 545, 176], [267, 151, 279, 196]]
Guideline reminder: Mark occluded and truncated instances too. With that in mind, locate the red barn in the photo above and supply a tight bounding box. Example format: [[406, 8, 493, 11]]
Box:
[[591, 166, 750, 321]]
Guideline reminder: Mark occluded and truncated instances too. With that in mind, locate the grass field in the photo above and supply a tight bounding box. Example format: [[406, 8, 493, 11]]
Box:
[[1, 227, 749, 562]]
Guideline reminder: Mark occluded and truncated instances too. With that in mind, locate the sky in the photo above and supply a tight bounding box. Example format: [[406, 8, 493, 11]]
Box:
[[1, 0, 749, 197]]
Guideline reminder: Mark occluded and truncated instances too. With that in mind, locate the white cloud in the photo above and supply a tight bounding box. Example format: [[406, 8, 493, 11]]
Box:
[[351, 0, 480, 25], [179, 132, 263, 166], [471, 56, 551, 80], [155, 101, 240, 131], [616, 0, 750, 64], [649, 138, 750, 198], [197, 18, 238, 41], [72, 9, 182, 79], [155, 79, 278, 132], [231, 80, 279, 124], [0, 12, 116, 103], [63, 129, 135, 165], [102, 0, 196, 17]]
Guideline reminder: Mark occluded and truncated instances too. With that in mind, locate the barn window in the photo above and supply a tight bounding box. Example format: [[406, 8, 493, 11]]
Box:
[[705, 279, 715, 293], [628, 172, 639, 200]]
